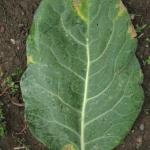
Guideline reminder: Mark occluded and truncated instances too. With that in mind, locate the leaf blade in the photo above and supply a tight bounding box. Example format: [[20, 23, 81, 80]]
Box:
[[21, 0, 144, 150]]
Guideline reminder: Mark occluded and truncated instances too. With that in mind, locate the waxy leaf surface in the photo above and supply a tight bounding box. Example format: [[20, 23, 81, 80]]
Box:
[[21, 0, 144, 150]]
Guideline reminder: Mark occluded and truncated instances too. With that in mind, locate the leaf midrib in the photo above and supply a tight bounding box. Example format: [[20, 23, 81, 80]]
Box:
[[80, 9, 90, 150], [80, 38, 90, 150]]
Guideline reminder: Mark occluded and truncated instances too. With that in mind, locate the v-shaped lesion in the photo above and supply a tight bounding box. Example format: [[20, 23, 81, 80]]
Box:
[[72, 0, 88, 22]]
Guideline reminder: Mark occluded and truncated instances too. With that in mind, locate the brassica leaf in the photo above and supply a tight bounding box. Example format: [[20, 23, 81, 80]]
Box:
[[21, 0, 144, 149]]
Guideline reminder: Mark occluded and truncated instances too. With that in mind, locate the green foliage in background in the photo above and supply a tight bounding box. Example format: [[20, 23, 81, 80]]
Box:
[[0, 102, 5, 138]]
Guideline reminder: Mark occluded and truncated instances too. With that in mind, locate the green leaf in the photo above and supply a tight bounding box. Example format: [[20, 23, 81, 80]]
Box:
[[21, 0, 144, 150]]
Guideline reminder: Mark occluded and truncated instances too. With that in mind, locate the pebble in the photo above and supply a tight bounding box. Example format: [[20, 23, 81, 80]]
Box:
[[17, 46, 20, 50], [136, 136, 143, 149], [131, 14, 135, 20], [145, 111, 149, 115], [10, 38, 16, 45], [145, 44, 149, 48], [139, 123, 145, 131], [0, 25, 5, 33], [18, 23, 24, 28], [131, 129, 135, 133]]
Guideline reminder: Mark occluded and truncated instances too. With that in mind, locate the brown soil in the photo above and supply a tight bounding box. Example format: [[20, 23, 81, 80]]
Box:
[[0, 0, 150, 150]]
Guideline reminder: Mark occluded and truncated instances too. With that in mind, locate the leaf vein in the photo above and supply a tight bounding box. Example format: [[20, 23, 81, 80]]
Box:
[[88, 37, 127, 102], [85, 71, 133, 127], [85, 135, 119, 145], [29, 114, 80, 138], [61, 17, 86, 47], [47, 44, 85, 81], [91, 24, 115, 64], [35, 82, 81, 114]]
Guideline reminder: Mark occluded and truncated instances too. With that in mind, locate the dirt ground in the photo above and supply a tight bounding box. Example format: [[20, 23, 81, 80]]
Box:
[[0, 0, 150, 150]]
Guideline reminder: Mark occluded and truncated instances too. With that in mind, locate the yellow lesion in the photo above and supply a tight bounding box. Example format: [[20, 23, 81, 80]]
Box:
[[72, 0, 88, 22], [116, 0, 127, 17], [62, 144, 77, 150], [27, 55, 36, 64], [128, 24, 137, 38]]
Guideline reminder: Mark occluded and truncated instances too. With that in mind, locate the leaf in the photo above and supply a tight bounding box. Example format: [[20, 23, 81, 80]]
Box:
[[21, 0, 144, 150]]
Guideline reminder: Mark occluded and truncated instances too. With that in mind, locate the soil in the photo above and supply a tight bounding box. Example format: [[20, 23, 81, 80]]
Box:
[[0, 0, 150, 150]]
